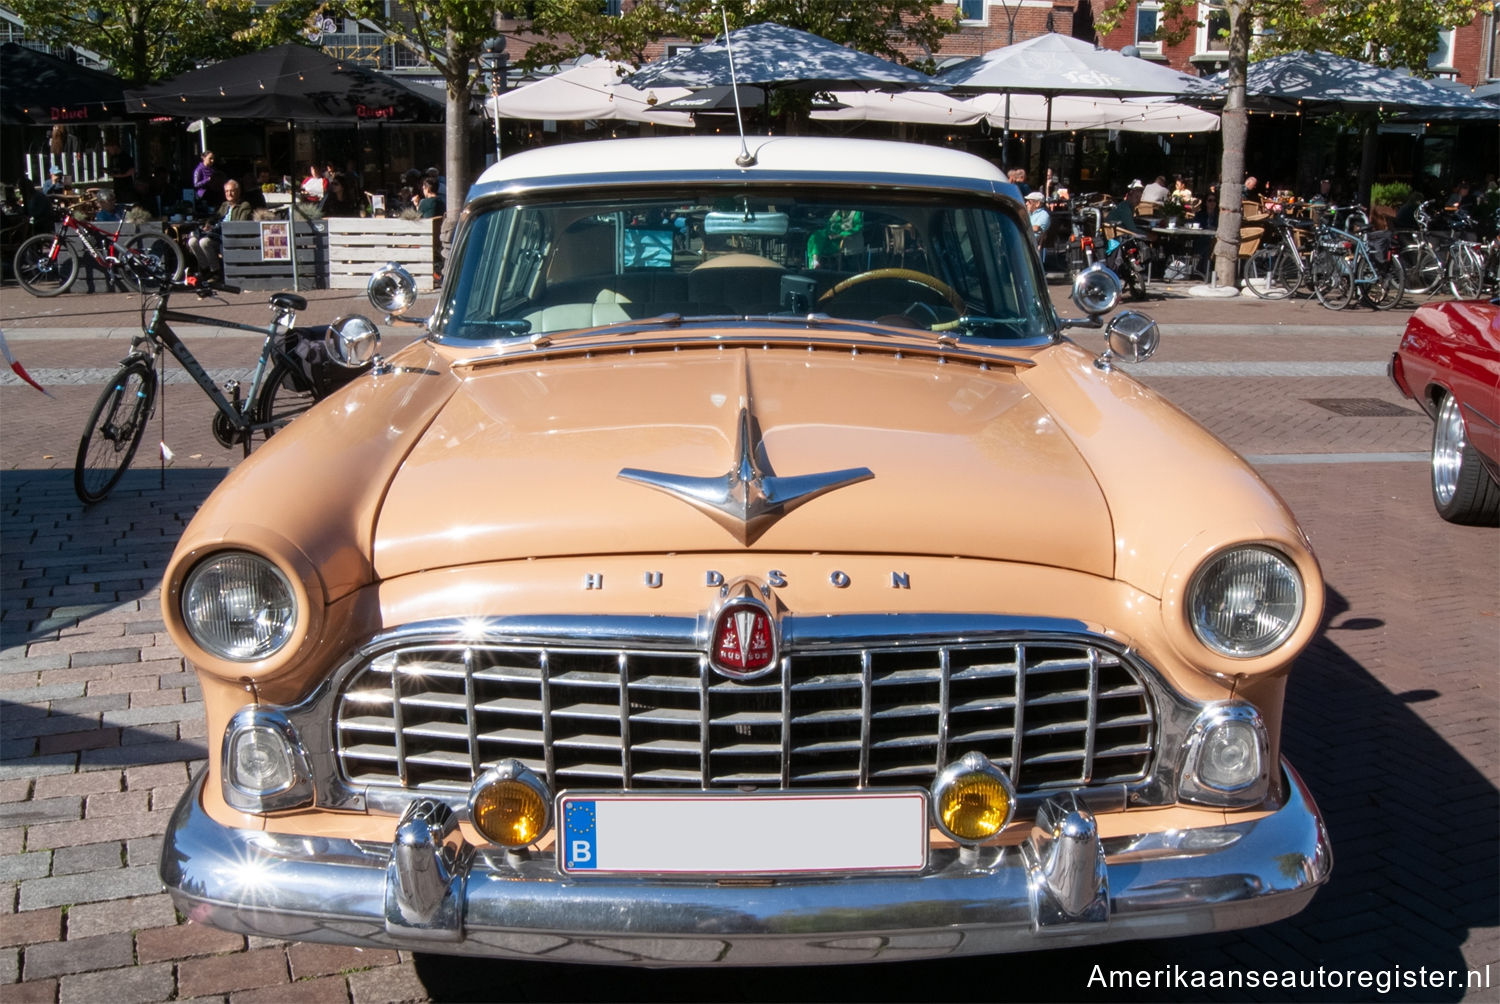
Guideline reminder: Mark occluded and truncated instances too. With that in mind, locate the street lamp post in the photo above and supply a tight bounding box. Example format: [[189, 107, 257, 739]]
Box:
[[480, 37, 508, 164]]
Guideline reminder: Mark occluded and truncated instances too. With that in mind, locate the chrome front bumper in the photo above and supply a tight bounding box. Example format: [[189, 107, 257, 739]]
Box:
[[160, 763, 1331, 967]]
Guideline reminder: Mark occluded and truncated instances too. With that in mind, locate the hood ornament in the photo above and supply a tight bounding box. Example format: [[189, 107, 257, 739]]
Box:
[[619, 407, 873, 545]]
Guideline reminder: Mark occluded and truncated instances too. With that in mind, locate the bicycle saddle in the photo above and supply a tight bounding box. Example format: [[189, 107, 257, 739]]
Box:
[[270, 293, 308, 312]]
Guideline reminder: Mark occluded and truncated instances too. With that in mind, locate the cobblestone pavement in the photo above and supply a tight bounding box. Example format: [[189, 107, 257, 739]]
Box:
[[0, 279, 1495, 1002]]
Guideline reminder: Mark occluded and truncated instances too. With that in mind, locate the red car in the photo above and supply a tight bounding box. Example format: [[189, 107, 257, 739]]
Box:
[[1390, 299, 1500, 524]]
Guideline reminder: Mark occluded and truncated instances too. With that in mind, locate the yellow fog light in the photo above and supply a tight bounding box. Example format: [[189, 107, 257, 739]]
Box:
[[931, 752, 1015, 846], [468, 762, 551, 848]]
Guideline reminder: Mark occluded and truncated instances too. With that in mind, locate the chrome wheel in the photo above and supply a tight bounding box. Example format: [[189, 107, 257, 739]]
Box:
[[1431, 393, 1500, 525]]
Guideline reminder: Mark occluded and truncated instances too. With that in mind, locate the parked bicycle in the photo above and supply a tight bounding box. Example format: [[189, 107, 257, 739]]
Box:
[[1243, 211, 1315, 300], [13, 198, 186, 297], [1309, 218, 1405, 311], [1443, 207, 1498, 299], [73, 277, 381, 504]]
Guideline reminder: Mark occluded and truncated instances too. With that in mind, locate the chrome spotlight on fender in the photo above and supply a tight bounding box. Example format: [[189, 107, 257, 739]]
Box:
[[1071, 264, 1122, 317], [1095, 311, 1160, 371], [367, 262, 419, 317], [326, 314, 382, 368]]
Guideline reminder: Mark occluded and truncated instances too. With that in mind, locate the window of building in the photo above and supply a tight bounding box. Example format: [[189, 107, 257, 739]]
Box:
[[959, 1, 988, 25], [1427, 29, 1457, 76], [1136, 2, 1163, 56], [1489, 12, 1500, 79], [1197, 1, 1229, 55]]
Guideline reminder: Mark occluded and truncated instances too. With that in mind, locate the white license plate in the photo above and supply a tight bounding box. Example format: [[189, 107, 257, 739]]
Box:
[[557, 791, 929, 875]]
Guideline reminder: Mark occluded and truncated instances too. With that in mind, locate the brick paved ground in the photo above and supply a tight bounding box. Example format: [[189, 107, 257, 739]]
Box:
[[1, 279, 1495, 1002]]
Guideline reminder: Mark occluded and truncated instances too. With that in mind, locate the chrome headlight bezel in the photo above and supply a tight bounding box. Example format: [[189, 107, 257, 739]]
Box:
[[1179, 703, 1270, 807], [221, 706, 314, 813], [1188, 545, 1305, 659], [182, 551, 298, 662]]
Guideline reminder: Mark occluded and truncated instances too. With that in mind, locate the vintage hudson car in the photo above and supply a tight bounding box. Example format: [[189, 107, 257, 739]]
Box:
[[1389, 298, 1500, 525], [159, 135, 1330, 966]]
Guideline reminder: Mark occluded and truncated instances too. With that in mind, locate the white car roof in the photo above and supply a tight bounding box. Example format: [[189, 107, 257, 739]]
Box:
[[472, 135, 1009, 193]]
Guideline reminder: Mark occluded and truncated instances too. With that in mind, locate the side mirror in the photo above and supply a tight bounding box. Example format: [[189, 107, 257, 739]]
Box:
[[368, 262, 419, 316], [326, 314, 382, 368]]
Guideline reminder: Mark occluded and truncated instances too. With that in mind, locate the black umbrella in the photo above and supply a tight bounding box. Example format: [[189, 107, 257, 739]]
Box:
[[1207, 50, 1499, 119], [654, 84, 767, 113], [123, 44, 443, 122], [626, 23, 933, 92], [0, 43, 129, 124]]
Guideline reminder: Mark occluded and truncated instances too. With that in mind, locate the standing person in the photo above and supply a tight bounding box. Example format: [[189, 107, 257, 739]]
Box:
[[105, 140, 136, 206], [186, 179, 252, 279], [193, 150, 224, 210], [1024, 190, 1050, 249]]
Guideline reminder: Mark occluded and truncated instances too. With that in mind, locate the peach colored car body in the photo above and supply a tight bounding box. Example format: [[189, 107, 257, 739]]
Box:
[[159, 136, 1330, 966]]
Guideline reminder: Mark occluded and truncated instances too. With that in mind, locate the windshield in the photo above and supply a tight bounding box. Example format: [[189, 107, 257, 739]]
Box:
[[436, 187, 1054, 343]]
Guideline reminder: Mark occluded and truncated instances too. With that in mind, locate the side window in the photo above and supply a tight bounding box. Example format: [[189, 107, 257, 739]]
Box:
[[1197, 1, 1229, 55], [1136, 2, 1163, 57], [499, 210, 550, 304]]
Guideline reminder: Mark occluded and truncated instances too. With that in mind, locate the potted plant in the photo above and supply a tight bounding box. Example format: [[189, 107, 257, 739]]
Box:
[[1369, 181, 1412, 230]]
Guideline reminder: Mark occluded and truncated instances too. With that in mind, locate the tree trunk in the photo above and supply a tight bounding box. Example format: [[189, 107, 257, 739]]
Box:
[[1211, 0, 1254, 289], [441, 26, 470, 261]]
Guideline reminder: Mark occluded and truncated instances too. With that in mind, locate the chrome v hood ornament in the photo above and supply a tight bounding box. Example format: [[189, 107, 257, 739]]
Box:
[[619, 406, 874, 546]]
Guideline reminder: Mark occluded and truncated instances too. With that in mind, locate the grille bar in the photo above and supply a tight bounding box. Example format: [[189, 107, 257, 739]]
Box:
[[335, 639, 1154, 793]]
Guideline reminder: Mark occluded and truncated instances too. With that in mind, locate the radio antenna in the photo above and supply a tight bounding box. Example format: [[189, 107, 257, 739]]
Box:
[[721, 6, 756, 167]]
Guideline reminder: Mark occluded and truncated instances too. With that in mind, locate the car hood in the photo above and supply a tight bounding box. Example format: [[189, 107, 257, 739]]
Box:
[[372, 344, 1115, 579]]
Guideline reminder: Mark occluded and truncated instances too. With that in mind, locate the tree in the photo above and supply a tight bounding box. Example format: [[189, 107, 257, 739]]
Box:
[[515, 0, 960, 74], [1096, 0, 1490, 287], [7, 0, 263, 84]]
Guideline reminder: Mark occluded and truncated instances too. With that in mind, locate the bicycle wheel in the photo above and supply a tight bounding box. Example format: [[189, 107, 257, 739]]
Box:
[[74, 359, 156, 504], [1246, 240, 1299, 299], [1398, 239, 1443, 295], [1311, 249, 1353, 310], [1448, 243, 1484, 299], [13, 233, 78, 296], [123, 230, 187, 286], [253, 360, 317, 437], [1365, 254, 1405, 310]]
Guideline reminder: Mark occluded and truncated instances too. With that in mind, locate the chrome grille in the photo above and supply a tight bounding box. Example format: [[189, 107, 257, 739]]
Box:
[[335, 639, 1154, 793]]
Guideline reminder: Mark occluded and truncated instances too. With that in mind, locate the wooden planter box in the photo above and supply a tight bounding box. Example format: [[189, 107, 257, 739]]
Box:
[[222, 219, 329, 291], [326, 217, 442, 292]]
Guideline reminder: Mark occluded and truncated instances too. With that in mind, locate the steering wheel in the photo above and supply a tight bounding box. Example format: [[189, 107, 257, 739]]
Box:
[[816, 268, 966, 316]]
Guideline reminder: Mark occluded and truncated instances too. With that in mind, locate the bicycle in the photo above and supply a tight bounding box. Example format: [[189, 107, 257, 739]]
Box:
[[73, 277, 380, 504], [1392, 200, 1449, 296], [1243, 211, 1313, 299], [13, 198, 186, 297], [1308, 219, 1405, 311], [1444, 207, 1497, 299]]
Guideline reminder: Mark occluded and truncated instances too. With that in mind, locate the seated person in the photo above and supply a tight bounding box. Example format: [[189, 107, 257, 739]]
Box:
[[187, 180, 252, 279], [1024, 190, 1050, 248], [320, 174, 365, 217], [1106, 182, 1145, 233], [806, 208, 863, 269], [416, 178, 442, 218]]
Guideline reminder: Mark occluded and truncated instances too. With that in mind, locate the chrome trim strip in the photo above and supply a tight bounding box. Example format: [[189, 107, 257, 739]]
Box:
[[467, 169, 1007, 205], [161, 761, 1331, 965]]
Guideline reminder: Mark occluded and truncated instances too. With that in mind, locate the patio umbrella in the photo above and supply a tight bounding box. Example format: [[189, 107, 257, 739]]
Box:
[[965, 93, 1219, 133], [0, 43, 129, 124], [488, 58, 693, 126], [655, 84, 766, 113], [1210, 51, 1500, 119], [124, 44, 443, 122], [931, 33, 1217, 162], [625, 22, 934, 93], [811, 89, 983, 126]]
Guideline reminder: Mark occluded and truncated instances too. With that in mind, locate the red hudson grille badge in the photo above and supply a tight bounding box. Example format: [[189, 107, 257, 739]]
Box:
[[709, 596, 778, 679]]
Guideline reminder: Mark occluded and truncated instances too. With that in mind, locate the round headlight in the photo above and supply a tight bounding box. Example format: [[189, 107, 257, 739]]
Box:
[[469, 762, 552, 848], [1189, 546, 1304, 658], [182, 552, 297, 661], [931, 752, 1015, 846]]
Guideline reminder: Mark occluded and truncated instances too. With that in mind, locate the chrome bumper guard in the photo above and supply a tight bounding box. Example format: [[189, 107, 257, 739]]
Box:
[[160, 762, 1330, 966]]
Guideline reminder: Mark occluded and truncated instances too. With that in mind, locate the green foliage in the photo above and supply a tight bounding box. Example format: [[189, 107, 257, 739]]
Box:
[[7, 0, 273, 83], [1096, 0, 1490, 73], [512, 0, 960, 74], [1369, 180, 1413, 206]]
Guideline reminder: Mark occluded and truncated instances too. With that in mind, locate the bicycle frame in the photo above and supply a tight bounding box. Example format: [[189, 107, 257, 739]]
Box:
[[131, 289, 303, 448]]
